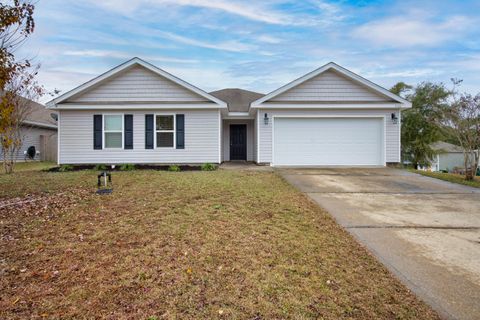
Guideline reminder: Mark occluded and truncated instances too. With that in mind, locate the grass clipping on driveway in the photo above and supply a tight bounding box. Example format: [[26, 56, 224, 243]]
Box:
[[0, 170, 439, 319]]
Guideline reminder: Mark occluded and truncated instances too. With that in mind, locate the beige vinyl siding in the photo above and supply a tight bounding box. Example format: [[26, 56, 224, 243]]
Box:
[[67, 65, 209, 103], [270, 70, 391, 102], [58, 109, 219, 164], [222, 119, 254, 161], [257, 109, 401, 164], [0, 126, 57, 162]]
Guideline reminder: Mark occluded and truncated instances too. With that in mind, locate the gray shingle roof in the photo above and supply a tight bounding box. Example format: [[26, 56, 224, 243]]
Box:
[[0, 92, 57, 127], [23, 98, 57, 127], [209, 88, 264, 112], [431, 141, 464, 153]]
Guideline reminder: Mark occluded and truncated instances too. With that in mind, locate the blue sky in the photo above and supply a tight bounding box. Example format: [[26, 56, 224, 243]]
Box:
[[21, 0, 480, 100]]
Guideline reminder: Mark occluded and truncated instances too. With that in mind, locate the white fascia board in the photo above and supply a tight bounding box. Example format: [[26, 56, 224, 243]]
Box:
[[250, 62, 412, 109], [251, 103, 403, 109], [47, 57, 227, 108], [52, 103, 224, 110]]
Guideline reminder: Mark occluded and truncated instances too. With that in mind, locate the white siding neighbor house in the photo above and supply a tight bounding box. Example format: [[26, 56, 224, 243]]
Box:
[[47, 57, 411, 167], [430, 141, 471, 172]]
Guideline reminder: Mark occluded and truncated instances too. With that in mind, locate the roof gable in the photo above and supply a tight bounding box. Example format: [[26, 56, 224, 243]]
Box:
[[47, 58, 226, 108], [270, 69, 390, 102], [251, 62, 411, 108]]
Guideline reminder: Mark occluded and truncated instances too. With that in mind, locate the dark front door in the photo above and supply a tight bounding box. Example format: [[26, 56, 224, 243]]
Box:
[[230, 124, 247, 160]]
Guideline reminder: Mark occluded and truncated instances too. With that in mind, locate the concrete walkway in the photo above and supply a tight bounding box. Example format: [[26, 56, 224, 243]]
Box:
[[279, 168, 480, 320]]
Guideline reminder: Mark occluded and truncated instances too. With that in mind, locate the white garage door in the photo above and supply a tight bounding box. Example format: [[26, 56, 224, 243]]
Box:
[[273, 117, 384, 166]]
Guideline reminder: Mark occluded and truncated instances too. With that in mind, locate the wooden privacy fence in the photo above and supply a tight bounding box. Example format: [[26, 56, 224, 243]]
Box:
[[39, 133, 57, 162]]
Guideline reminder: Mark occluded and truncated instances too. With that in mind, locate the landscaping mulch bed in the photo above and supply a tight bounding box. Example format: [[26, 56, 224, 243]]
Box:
[[46, 164, 204, 172]]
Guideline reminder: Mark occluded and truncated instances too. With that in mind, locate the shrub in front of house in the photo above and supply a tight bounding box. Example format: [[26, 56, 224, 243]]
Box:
[[168, 165, 181, 172], [201, 163, 216, 171], [58, 164, 74, 172], [94, 164, 107, 171], [120, 163, 135, 171]]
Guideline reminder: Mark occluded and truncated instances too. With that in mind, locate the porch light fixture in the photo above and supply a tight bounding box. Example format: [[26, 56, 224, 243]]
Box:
[[391, 112, 398, 124], [264, 113, 269, 125]]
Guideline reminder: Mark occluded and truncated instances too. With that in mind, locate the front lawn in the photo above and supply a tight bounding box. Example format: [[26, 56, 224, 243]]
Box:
[[412, 170, 480, 188], [0, 166, 439, 319], [0, 161, 56, 175]]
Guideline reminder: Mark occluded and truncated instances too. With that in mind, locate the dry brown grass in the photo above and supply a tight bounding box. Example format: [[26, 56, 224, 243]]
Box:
[[0, 168, 439, 319]]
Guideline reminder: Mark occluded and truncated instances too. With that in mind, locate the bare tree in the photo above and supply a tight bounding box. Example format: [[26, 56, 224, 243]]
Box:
[[438, 80, 480, 180], [0, 66, 44, 173]]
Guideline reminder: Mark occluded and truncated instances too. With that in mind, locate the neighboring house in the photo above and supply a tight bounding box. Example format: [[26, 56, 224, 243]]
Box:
[[46, 57, 411, 166], [430, 141, 468, 172], [0, 98, 57, 162]]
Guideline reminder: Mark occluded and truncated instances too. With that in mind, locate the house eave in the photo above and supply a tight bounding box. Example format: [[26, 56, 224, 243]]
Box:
[[251, 102, 406, 109], [49, 103, 225, 110]]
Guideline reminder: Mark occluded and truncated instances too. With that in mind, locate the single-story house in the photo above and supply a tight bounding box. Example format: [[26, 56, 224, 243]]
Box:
[[0, 98, 57, 162], [46, 57, 411, 166], [430, 141, 468, 172]]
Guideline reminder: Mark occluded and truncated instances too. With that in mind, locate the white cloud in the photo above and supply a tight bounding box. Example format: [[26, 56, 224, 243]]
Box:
[[255, 35, 283, 44], [63, 49, 199, 63], [156, 31, 256, 52], [89, 0, 289, 24], [88, 0, 338, 26], [362, 68, 443, 78], [352, 15, 472, 47]]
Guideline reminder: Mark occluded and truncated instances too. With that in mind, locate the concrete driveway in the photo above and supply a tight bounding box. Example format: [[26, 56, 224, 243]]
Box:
[[279, 168, 480, 320]]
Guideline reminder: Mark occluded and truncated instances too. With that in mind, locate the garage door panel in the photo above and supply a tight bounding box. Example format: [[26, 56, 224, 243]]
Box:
[[273, 118, 383, 166]]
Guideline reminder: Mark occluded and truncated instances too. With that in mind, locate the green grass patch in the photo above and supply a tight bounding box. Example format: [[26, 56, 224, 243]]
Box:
[[411, 170, 480, 188]]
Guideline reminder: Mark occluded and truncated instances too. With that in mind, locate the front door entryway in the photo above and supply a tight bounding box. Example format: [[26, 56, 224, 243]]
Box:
[[230, 124, 247, 160]]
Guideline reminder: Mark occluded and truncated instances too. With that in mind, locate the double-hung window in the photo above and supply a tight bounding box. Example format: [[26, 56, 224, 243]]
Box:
[[104, 115, 123, 148], [156, 115, 175, 148]]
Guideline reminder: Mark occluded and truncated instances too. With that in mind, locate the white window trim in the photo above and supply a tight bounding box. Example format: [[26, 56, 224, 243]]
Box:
[[155, 113, 176, 149], [103, 114, 124, 150]]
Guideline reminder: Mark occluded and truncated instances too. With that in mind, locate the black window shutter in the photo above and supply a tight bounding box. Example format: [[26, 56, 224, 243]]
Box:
[[176, 114, 185, 149], [93, 114, 102, 150], [124, 114, 133, 149], [145, 114, 154, 149]]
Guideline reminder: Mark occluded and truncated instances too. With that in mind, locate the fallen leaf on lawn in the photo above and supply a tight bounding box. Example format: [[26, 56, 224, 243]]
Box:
[[218, 309, 224, 315], [186, 268, 192, 274]]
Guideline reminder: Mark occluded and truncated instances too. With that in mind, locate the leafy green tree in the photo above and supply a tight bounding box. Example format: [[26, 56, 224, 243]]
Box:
[[390, 82, 412, 96], [391, 82, 451, 168]]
